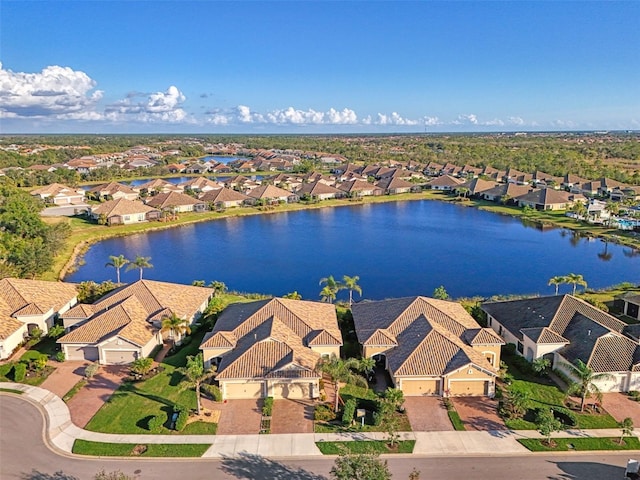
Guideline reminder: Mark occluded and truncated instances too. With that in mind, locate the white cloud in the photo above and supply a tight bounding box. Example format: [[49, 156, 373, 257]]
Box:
[[374, 112, 421, 126], [208, 105, 358, 126], [508, 116, 525, 126], [423, 116, 441, 126], [0, 62, 103, 118], [453, 114, 479, 125], [105, 86, 193, 123]]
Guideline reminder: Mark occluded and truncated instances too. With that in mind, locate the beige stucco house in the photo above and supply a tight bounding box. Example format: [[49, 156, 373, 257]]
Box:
[[58, 280, 213, 364], [352, 296, 503, 397], [200, 298, 342, 400], [31, 183, 86, 205], [0, 278, 78, 360], [88, 198, 161, 225]]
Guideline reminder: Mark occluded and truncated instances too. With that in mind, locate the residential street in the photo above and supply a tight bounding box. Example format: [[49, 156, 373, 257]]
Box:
[[0, 395, 632, 480]]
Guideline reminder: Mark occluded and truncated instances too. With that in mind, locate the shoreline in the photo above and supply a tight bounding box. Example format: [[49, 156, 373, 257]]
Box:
[[50, 191, 640, 282]]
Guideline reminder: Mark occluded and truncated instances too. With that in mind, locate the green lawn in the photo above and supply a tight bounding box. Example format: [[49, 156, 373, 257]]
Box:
[[20, 336, 59, 360], [518, 437, 640, 452], [72, 439, 210, 457], [447, 410, 466, 431], [502, 355, 618, 430], [84, 329, 217, 435], [316, 440, 415, 455], [62, 379, 88, 403]]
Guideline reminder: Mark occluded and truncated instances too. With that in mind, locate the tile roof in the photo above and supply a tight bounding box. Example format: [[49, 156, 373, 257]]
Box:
[[520, 327, 569, 344], [87, 182, 137, 196], [588, 335, 640, 373], [515, 188, 587, 206], [425, 175, 464, 187], [0, 297, 24, 340], [0, 278, 78, 315], [468, 328, 506, 345], [145, 191, 203, 209], [296, 181, 343, 196], [247, 184, 292, 199], [199, 187, 249, 204], [90, 198, 159, 218], [201, 298, 341, 380], [61, 303, 96, 319], [375, 176, 414, 190]]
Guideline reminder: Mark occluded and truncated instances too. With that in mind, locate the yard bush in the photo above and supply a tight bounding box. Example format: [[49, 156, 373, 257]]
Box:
[[13, 363, 27, 382], [342, 398, 357, 426], [55, 351, 65, 362], [202, 384, 222, 402], [173, 405, 189, 432], [629, 391, 640, 401], [147, 414, 165, 432], [314, 404, 337, 422], [551, 406, 577, 427], [262, 397, 274, 416], [502, 343, 517, 357]]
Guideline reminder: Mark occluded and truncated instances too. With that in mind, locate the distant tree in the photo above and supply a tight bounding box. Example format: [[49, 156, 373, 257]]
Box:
[[105, 254, 129, 283], [548, 276, 565, 295], [208, 280, 227, 297], [179, 353, 217, 415], [433, 285, 450, 300], [191, 280, 205, 287], [283, 291, 302, 300], [320, 285, 337, 304], [330, 452, 391, 480], [126, 255, 153, 280], [341, 275, 362, 306], [47, 324, 65, 339], [161, 313, 191, 350], [605, 201, 620, 226], [565, 273, 587, 295]]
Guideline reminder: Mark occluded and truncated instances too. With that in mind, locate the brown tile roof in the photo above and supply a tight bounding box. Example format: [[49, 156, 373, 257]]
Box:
[[145, 191, 203, 209], [180, 177, 221, 190], [90, 198, 159, 218], [0, 278, 78, 315], [61, 303, 96, 319], [468, 328, 505, 345], [588, 335, 640, 373], [296, 181, 342, 196], [134, 178, 174, 191], [550, 295, 625, 335], [515, 188, 587, 206], [425, 175, 464, 187], [87, 182, 137, 196], [362, 328, 398, 347], [199, 187, 249, 204], [376, 177, 414, 190], [338, 179, 381, 193], [31, 183, 82, 197], [247, 184, 292, 199], [0, 297, 24, 340]]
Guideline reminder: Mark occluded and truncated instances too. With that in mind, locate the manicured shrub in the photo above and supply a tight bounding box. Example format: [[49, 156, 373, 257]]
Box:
[[55, 351, 66, 362], [13, 363, 27, 382], [262, 396, 274, 417], [84, 363, 100, 379], [147, 414, 165, 432], [202, 384, 222, 402], [314, 404, 337, 422], [173, 404, 189, 431], [342, 398, 357, 426]]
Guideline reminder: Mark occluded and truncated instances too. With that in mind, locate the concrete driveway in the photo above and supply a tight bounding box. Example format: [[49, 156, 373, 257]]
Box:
[[40, 204, 89, 216], [602, 393, 640, 425], [271, 399, 314, 434], [404, 396, 454, 431], [215, 399, 263, 435], [451, 396, 506, 431]]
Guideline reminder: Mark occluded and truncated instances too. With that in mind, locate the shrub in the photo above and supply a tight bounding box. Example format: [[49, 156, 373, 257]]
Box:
[[629, 391, 640, 400], [202, 383, 223, 402], [314, 404, 337, 422], [29, 354, 48, 372], [262, 396, 274, 417], [13, 363, 27, 382], [55, 351, 66, 362], [342, 398, 357, 426], [502, 343, 517, 357], [173, 405, 189, 431], [147, 414, 165, 432], [84, 363, 100, 379], [551, 406, 577, 427]]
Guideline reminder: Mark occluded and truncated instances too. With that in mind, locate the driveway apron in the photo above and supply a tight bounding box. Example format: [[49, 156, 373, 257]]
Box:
[[404, 396, 454, 431]]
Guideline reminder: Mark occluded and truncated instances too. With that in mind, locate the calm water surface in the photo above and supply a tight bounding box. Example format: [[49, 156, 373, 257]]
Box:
[[67, 201, 639, 300]]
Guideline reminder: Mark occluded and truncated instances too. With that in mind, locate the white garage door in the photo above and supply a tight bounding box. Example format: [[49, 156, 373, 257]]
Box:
[[272, 382, 311, 399], [224, 382, 264, 399], [66, 345, 99, 361], [103, 350, 138, 365]]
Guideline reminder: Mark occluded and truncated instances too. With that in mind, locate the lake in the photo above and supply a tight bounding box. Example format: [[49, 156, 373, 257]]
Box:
[[66, 201, 639, 300]]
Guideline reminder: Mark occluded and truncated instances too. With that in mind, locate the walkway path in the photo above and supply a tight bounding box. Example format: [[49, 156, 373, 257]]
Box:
[[1, 382, 637, 459]]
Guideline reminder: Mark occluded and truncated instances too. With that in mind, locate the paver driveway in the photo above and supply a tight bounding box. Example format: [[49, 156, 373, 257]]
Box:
[[271, 399, 314, 434], [215, 399, 263, 435], [404, 396, 453, 431], [452, 396, 506, 431], [40, 360, 88, 398], [602, 393, 640, 426], [66, 365, 127, 428]]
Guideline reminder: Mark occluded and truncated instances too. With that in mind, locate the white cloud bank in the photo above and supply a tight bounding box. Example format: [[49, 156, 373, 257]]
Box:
[[105, 86, 193, 123], [209, 105, 358, 125]]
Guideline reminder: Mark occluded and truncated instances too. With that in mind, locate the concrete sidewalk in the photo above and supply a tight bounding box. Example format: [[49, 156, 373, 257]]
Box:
[[1, 382, 637, 459]]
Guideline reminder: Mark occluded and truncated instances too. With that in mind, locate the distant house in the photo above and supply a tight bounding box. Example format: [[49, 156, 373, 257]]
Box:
[[166, 164, 186, 174], [515, 188, 587, 211], [425, 175, 465, 191], [180, 177, 222, 193], [611, 186, 640, 202], [200, 298, 342, 400], [338, 179, 384, 197], [145, 191, 207, 213], [58, 280, 213, 364], [483, 295, 640, 392], [247, 184, 298, 204], [481, 184, 534, 203], [200, 187, 250, 208], [184, 163, 208, 174], [86, 182, 139, 201], [376, 176, 417, 194], [30, 183, 85, 205], [0, 278, 78, 360], [133, 178, 179, 196], [296, 181, 345, 200], [352, 297, 503, 397], [455, 178, 500, 197], [88, 198, 161, 225]]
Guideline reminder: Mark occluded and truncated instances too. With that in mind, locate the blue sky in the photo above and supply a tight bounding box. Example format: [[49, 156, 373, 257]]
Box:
[[1, 1, 638, 133]]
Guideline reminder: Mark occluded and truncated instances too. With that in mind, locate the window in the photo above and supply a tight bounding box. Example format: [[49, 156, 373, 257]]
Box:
[[487, 317, 492, 327], [498, 325, 503, 336], [517, 341, 524, 354]]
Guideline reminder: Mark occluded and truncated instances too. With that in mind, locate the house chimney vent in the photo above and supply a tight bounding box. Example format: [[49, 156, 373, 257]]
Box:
[[588, 329, 591, 336]]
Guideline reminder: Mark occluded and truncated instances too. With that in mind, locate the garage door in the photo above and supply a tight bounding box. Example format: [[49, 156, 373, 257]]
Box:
[[449, 380, 488, 396], [272, 382, 311, 399], [65, 345, 99, 361], [402, 379, 439, 396], [224, 381, 264, 399], [103, 350, 137, 365]]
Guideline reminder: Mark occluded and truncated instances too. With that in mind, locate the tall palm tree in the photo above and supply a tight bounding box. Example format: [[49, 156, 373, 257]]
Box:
[[320, 285, 337, 304], [341, 275, 362, 306], [208, 280, 227, 297], [605, 201, 620, 227], [318, 355, 369, 412], [565, 359, 614, 412], [571, 201, 587, 220], [126, 255, 153, 280], [105, 254, 129, 284], [179, 353, 217, 415], [565, 273, 587, 295], [548, 276, 566, 295], [161, 313, 191, 350]]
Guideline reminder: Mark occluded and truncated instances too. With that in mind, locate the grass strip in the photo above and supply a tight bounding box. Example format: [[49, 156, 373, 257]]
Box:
[[316, 440, 415, 455], [447, 410, 466, 431], [0, 388, 24, 394], [72, 439, 210, 457], [62, 379, 87, 403], [518, 437, 640, 452]]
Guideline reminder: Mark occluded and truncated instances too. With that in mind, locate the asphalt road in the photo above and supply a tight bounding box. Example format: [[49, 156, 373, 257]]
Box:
[[0, 395, 633, 480]]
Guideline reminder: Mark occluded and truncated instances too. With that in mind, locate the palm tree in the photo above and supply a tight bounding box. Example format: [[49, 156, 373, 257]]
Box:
[[565, 359, 614, 412], [565, 273, 587, 295], [179, 353, 217, 415], [341, 275, 362, 306], [208, 280, 227, 297], [548, 276, 566, 295], [320, 285, 337, 304], [605, 201, 620, 227], [570, 201, 587, 220], [126, 255, 153, 280], [105, 254, 129, 283], [283, 291, 302, 300], [160, 313, 191, 350], [318, 355, 369, 412]]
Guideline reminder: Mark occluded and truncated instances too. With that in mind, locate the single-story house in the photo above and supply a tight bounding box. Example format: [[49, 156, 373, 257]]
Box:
[[515, 188, 587, 211], [455, 178, 500, 197], [376, 177, 416, 194], [482, 295, 640, 392], [199, 187, 250, 208], [145, 191, 207, 213], [296, 181, 345, 200], [246, 184, 298, 204], [338, 179, 384, 197], [30, 183, 86, 205], [58, 280, 213, 364], [200, 298, 342, 400], [86, 182, 139, 201], [0, 278, 78, 360], [352, 297, 503, 397], [88, 198, 161, 225], [481, 183, 534, 203], [133, 178, 179, 195], [180, 177, 222, 193], [425, 175, 465, 191]]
